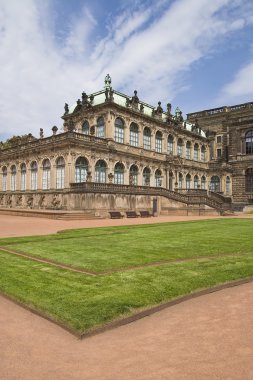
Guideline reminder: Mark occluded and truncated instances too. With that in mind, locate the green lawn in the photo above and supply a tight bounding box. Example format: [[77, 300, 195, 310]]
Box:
[[0, 219, 252, 335]]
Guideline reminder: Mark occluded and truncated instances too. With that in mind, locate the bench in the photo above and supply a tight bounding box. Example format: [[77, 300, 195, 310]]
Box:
[[126, 211, 139, 218], [139, 210, 153, 218], [109, 211, 124, 219]]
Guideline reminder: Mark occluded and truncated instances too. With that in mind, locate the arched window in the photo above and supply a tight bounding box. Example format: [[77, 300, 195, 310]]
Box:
[[56, 157, 65, 189], [143, 127, 151, 150], [155, 131, 163, 153], [246, 131, 253, 155], [201, 176, 206, 190], [226, 176, 230, 194], [114, 162, 124, 184], [201, 146, 206, 161], [194, 175, 199, 189], [130, 123, 138, 147], [97, 117, 105, 138], [194, 143, 199, 161], [75, 157, 88, 183], [129, 164, 138, 185], [169, 171, 174, 190], [2, 166, 7, 191], [210, 176, 220, 192], [155, 169, 162, 187], [95, 160, 107, 183], [20, 163, 26, 191], [186, 141, 191, 160], [114, 118, 124, 143], [178, 173, 183, 189], [82, 121, 89, 135], [31, 161, 38, 191], [177, 138, 183, 156], [245, 168, 253, 192], [11, 165, 16, 191], [42, 159, 51, 190], [143, 167, 151, 186], [167, 135, 174, 154], [186, 174, 191, 189]]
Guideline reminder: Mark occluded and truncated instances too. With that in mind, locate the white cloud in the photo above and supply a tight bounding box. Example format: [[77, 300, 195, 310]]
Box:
[[220, 61, 253, 101], [0, 0, 252, 140]]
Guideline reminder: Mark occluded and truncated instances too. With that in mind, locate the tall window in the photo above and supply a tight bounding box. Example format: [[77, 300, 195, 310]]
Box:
[[115, 118, 124, 143], [155, 131, 162, 153], [114, 162, 124, 184], [11, 165, 16, 191], [56, 157, 65, 189], [143, 127, 151, 150], [75, 157, 88, 183], [169, 171, 173, 190], [194, 175, 199, 189], [186, 142, 191, 159], [245, 131, 253, 155], [31, 161, 38, 191], [42, 159, 51, 190], [194, 143, 199, 161], [210, 176, 220, 192], [97, 117, 105, 138], [178, 173, 183, 189], [20, 163, 26, 191], [2, 166, 7, 191], [82, 121, 89, 135], [201, 146, 206, 161], [143, 167, 151, 186], [177, 138, 183, 156], [245, 168, 253, 192], [201, 176, 206, 190], [130, 123, 138, 147], [95, 160, 106, 183], [167, 135, 174, 154], [155, 169, 162, 187], [186, 174, 191, 189], [226, 176, 230, 194], [129, 165, 138, 185]]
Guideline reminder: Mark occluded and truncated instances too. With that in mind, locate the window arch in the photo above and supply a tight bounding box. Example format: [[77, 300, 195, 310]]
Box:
[[31, 161, 38, 191], [186, 141, 191, 160], [155, 131, 163, 153], [168, 171, 174, 190], [114, 162, 124, 184], [143, 127, 151, 150], [143, 167, 151, 186], [82, 121, 89, 135], [2, 166, 7, 191], [56, 157, 65, 189], [226, 176, 231, 194], [97, 117, 105, 138], [130, 123, 138, 147], [186, 174, 191, 189], [129, 164, 138, 185], [20, 163, 26, 191], [194, 175, 199, 189], [210, 176, 220, 192], [177, 138, 183, 156], [42, 159, 51, 190], [194, 143, 199, 161], [95, 160, 107, 183], [245, 168, 253, 192], [201, 146, 206, 161], [167, 135, 174, 154], [115, 117, 124, 143], [155, 169, 162, 187], [246, 131, 253, 155], [178, 173, 183, 189], [201, 176, 206, 190], [75, 157, 88, 183], [11, 165, 16, 191]]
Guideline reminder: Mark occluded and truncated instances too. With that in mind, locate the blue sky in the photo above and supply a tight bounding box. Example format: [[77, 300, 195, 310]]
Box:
[[0, 0, 253, 140]]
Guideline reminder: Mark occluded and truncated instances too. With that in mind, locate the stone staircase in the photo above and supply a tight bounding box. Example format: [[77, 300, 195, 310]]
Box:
[[55, 211, 102, 220]]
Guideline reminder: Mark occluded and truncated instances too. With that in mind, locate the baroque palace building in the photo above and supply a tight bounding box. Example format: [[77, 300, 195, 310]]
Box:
[[0, 75, 252, 217]]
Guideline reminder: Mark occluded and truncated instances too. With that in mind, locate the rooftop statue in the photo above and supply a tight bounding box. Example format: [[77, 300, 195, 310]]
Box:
[[104, 73, 112, 89]]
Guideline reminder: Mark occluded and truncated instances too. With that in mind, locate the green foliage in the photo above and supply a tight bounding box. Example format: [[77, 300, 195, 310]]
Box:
[[0, 134, 36, 150]]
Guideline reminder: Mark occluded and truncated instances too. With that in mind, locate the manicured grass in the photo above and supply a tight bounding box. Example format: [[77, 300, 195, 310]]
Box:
[[0, 219, 252, 335], [2, 219, 253, 272], [1, 250, 253, 334]]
